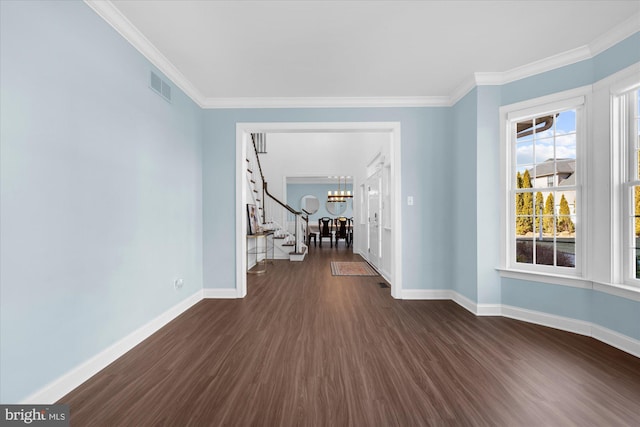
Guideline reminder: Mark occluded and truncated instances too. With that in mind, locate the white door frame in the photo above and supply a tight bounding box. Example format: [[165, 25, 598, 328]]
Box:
[[236, 122, 402, 298], [366, 168, 383, 269]]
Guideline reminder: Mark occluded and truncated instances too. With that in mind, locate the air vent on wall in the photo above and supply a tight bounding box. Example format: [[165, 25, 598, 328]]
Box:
[[149, 71, 172, 103]]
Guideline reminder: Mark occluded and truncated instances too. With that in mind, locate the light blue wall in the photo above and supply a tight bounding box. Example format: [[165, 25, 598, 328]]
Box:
[[475, 86, 502, 305], [202, 107, 453, 291], [448, 30, 640, 338], [451, 85, 502, 305], [286, 184, 354, 221], [592, 291, 640, 340], [501, 279, 592, 322], [0, 1, 203, 402], [502, 33, 640, 106], [488, 32, 640, 339], [2, 0, 639, 406], [593, 33, 640, 82], [451, 89, 478, 301]]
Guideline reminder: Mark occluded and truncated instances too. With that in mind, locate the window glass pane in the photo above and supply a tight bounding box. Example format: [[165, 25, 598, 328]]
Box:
[[557, 189, 577, 216], [515, 192, 533, 237], [556, 133, 576, 160], [536, 240, 554, 266], [516, 130, 533, 144], [556, 110, 576, 132], [516, 239, 533, 264], [557, 241, 576, 268], [512, 106, 579, 272], [542, 191, 555, 237], [636, 182, 640, 278], [516, 142, 533, 166], [531, 159, 553, 189], [515, 167, 533, 189], [516, 119, 535, 142], [634, 186, 640, 238], [534, 192, 554, 265], [534, 137, 554, 164], [534, 191, 546, 218], [532, 114, 556, 139]]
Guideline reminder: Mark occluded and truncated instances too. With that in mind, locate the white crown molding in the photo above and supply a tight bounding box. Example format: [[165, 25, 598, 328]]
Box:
[[589, 12, 640, 57], [505, 45, 593, 85], [448, 75, 478, 106], [83, 0, 206, 107], [453, 14, 640, 104], [201, 96, 449, 109], [86, 1, 638, 109]]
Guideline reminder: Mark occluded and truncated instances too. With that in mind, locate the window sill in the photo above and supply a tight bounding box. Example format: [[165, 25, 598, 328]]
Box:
[[496, 268, 592, 289], [497, 268, 640, 302], [592, 281, 640, 302]]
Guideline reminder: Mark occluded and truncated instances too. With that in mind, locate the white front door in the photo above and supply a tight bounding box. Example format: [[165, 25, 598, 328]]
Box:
[[367, 170, 382, 268]]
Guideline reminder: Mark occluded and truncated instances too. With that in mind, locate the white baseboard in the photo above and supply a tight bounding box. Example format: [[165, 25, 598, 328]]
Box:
[[20, 285, 639, 404], [202, 288, 239, 299], [402, 289, 500, 317], [476, 304, 502, 316], [501, 305, 593, 336], [21, 290, 204, 404], [451, 292, 478, 314], [400, 289, 640, 359], [592, 324, 640, 358], [402, 289, 453, 300]]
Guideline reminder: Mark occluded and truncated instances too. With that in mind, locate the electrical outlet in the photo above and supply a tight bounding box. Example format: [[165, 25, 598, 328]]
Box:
[[174, 278, 184, 290], [407, 196, 414, 206]]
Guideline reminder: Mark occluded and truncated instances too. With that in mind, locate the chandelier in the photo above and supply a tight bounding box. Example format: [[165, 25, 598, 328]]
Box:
[[327, 176, 353, 203]]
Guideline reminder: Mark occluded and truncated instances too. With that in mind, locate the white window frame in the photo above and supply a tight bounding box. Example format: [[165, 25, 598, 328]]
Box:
[[500, 87, 588, 278], [616, 82, 640, 286]]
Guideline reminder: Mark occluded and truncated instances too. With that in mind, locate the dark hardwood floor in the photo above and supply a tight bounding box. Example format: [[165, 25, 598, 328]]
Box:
[[60, 245, 640, 426]]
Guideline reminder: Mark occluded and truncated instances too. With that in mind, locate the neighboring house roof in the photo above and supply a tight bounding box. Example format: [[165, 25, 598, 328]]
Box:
[[560, 173, 576, 186], [529, 158, 576, 186]]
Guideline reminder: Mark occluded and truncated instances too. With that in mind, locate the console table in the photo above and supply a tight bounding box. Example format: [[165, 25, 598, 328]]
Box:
[[247, 231, 274, 274]]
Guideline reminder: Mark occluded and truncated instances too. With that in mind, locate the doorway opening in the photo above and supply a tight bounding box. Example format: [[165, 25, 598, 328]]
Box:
[[236, 122, 402, 298]]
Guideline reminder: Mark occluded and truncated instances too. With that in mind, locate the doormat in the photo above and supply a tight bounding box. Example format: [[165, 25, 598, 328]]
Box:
[[330, 262, 379, 276]]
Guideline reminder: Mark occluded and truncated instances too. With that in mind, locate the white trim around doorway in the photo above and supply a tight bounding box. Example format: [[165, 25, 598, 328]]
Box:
[[236, 122, 402, 299]]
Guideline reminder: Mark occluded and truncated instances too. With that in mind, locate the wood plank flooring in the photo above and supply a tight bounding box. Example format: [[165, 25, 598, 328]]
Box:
[[60, 246, 640, 426]]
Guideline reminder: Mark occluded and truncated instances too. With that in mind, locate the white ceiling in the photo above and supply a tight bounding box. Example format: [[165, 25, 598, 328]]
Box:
[[105, 0, 640, 103]]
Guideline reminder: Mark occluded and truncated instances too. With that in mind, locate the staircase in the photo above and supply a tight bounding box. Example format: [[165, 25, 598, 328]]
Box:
[[246, 133, 308, 264]]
